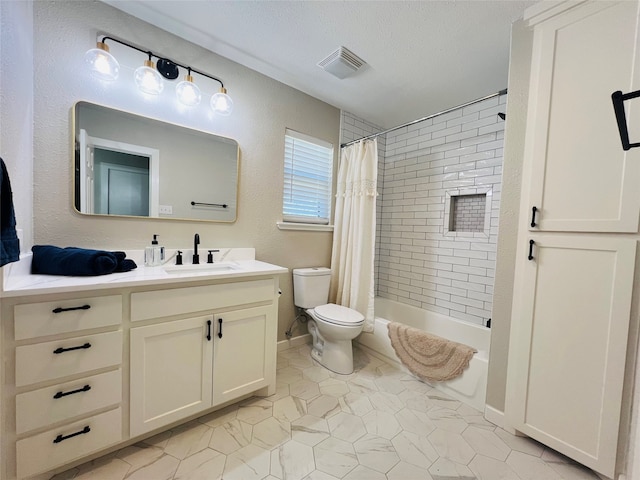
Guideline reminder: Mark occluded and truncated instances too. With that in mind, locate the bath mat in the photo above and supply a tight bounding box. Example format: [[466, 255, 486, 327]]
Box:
[[387, 321, 476, 382]]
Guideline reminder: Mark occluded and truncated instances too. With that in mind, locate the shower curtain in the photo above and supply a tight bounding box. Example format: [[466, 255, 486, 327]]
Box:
[[329, 138, 378, 332]]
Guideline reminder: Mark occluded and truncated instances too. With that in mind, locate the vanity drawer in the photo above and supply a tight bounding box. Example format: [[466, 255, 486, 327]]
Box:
[[14, 295, 122, 340], [15, 331, 122, 387], [16, 369, 122, 434], [131, 279, 275, 321], [16, 407, 122, 479]]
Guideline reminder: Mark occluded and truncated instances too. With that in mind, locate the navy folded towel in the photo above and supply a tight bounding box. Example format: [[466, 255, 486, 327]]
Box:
[[31, 246, 137, 276], [112, 251, 137, 272], [0, 158, 20, 267]]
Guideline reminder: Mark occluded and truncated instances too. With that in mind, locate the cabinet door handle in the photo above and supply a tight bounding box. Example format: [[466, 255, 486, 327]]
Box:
[[206, 320, 212, 341], [53, 426, 90, 444], [530, 206, 538, 228], [528, 239, 535, 261], [52, 304, 91, 314], [53, 384, 91, 399], [53, 342, 91, 354], [612, 90, 640, 151], [218, 318, 223, 339]]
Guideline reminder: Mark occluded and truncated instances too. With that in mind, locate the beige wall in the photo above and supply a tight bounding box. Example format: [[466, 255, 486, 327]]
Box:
[[27, 1, 340, 341], [486, 20, 533, 411]]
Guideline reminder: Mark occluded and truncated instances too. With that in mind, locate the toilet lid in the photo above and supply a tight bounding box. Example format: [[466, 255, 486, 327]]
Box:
[[314, 304, 365, 326]]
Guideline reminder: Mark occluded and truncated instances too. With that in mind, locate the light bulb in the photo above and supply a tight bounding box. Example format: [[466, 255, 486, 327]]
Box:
[[84, 42, 119, 81], [134, 60, 164, 95], [210, 87, 233, 116], [176, 74, 201, 106]]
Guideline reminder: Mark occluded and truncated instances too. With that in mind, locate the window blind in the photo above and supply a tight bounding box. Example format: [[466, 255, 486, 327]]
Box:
[[283, 129, 334, 224]]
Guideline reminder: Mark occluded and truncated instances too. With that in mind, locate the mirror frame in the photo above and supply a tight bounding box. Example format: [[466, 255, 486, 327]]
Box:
[[72, 101, 239, 223]]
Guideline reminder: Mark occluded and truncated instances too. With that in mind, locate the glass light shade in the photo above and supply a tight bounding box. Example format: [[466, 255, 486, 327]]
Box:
[[134, 60, 164, 95], [210, 88, 233, 116], [84, 42, 119, 81], [176, 75, 201, 106]]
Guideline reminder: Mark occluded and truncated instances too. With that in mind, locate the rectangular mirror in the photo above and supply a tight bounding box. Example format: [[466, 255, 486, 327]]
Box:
[[73, 101, 238, 222]]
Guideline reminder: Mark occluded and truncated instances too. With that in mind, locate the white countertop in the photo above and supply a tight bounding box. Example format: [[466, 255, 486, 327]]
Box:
[[1, 248, 288, 298]]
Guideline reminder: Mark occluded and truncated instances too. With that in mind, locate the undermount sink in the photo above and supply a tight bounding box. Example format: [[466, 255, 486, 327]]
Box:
[[163, 263, 238, 274]]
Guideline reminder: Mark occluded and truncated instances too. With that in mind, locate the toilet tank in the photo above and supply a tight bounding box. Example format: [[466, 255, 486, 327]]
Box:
[[292, 267, 331, 308]]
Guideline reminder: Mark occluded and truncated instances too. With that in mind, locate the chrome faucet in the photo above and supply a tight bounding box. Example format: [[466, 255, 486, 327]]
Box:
[[193, 233, 200, 264]]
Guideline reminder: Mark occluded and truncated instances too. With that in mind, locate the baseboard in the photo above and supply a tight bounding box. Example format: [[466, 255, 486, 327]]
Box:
[[277, 333, 311, 352], [484, 405, 517, 434]]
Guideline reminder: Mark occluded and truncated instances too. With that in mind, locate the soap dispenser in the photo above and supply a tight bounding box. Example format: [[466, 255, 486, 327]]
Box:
[[144, 234, 165, 266]]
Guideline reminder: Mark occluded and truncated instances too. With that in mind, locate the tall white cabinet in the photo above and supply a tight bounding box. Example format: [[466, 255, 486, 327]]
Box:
[[505, 1, 640, 478]]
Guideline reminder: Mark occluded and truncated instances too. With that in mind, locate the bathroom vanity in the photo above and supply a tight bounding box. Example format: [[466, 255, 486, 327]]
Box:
[[0, 250, 287, 479]]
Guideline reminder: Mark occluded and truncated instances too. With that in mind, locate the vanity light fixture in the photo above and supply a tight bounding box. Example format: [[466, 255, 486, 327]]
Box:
[[84, 41, 120, 81], [176, 68, 202, 106], [134, 54, 164, 95], [211, 87, 233, 116], [85, 36, 233, 115]]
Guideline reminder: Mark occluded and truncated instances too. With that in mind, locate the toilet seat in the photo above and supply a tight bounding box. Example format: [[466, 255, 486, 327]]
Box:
[[314, 303, 365, 327]]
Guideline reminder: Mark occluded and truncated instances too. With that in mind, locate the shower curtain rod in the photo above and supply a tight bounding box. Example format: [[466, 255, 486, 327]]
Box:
[[340, 88, 508, 148]]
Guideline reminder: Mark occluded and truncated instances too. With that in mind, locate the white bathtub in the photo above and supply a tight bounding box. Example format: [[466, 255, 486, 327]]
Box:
[[355, 297, 491, 412]]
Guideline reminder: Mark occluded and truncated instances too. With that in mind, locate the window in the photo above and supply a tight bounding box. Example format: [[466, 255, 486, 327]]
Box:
[[282, 129, 334, 225]]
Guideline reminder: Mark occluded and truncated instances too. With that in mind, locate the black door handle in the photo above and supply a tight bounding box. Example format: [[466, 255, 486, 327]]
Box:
[[218, 318, 223, 339], [53, 342, 91, 354], [612, 90, 640, 151], [206, 320, 212, 341], [530, 206, 538, 228], [528, 240, 535, 261], [52, 304, 91, 314]]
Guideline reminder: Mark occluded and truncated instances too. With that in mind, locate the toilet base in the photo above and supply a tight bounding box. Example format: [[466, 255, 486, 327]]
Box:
[[312, 338, 355, 375], [307, 314, 363, 375]]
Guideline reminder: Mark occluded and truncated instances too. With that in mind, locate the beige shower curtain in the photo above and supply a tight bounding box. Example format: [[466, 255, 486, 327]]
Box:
[[329, 138, 378, 332]]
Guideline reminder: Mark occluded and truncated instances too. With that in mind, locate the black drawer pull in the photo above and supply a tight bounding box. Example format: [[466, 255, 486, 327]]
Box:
[[206, 320, 212, 341], [53, 342, 91, 354], [218, 318, 223, 339], [53, 384, 91, 399], [528, 239, 535, 261], [53, 426, 90, 444], [530, 206, 538, 228], [52, 304, 91, 314]]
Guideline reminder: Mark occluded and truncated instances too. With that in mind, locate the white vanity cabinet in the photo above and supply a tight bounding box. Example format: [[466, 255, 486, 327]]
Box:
[[212, 305, 276, 406], [6, 294, 124, 479], [128, 279, 279, 437], [1, 257, 285, 480], [130, 315, 214, 437]]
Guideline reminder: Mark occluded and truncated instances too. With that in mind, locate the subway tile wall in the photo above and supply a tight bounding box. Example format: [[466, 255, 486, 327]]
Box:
[[340, 94, 505, 326]]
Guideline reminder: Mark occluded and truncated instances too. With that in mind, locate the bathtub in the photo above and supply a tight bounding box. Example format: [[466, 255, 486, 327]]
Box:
[[355, 297, 491, 412]]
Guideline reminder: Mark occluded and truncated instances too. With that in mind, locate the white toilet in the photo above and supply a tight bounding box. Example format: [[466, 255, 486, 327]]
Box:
[[293, 267, 365, 374]]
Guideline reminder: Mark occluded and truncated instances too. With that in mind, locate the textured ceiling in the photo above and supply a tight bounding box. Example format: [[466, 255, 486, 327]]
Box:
[[103, 1, 535, 129]]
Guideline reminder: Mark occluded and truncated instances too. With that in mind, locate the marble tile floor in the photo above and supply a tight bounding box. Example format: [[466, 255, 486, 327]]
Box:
[[52, 345, 601, 480]]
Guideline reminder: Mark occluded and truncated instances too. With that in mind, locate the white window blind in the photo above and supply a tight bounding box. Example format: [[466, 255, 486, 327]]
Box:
[[283, 129, 334, 225]]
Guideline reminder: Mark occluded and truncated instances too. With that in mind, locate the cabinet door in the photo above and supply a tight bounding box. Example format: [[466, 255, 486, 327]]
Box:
[[130, 316, 213, 437], [525, 1, 640, 232], [506, 235, 635, 477], [212, 306, 276, 406]]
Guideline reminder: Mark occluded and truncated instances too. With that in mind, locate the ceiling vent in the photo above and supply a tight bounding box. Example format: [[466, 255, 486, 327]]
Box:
[[317, 46, 366, 79]]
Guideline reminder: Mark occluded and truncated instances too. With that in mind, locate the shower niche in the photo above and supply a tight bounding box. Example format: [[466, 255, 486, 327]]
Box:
[[444, 188, 492, 237]]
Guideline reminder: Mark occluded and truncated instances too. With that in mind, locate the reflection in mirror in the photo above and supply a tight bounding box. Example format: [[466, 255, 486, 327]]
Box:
[[73, 102, 238, 222]]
